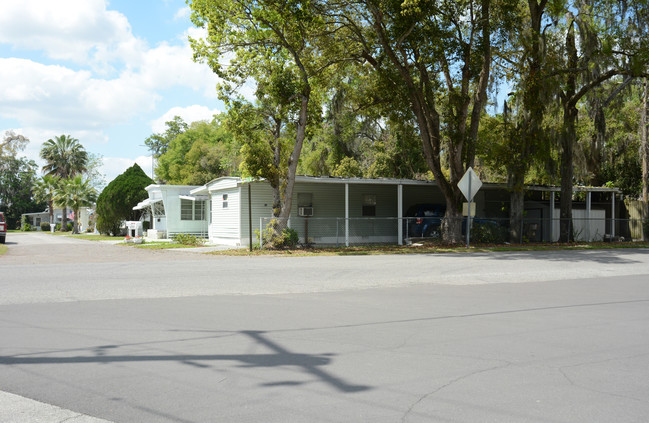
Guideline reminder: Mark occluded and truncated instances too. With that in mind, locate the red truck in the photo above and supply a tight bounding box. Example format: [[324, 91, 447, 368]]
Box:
[[0, 211, 6, 244]]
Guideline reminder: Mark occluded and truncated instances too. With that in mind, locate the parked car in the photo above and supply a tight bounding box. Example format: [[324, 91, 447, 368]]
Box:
[[404, 204, 445, 238], [0, 211, 6, 244], [404, 204, 504, 242]]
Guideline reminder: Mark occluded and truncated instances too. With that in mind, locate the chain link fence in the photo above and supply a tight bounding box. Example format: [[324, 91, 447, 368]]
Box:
[[259, 216, 648, 248]]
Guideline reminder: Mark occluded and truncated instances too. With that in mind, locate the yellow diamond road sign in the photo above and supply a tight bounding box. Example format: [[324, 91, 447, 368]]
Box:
[[457, 167, 482, 202]]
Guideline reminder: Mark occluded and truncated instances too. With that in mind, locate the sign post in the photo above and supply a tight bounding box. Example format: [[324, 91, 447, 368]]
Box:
[[457, 167, 482, 248]]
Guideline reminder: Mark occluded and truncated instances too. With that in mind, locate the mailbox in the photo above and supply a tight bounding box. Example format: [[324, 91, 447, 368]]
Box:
[[125, 221, 143, 237]]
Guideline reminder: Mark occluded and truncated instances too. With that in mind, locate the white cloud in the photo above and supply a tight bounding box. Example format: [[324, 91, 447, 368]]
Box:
[[0, 2, 232, 172], [174, 7, 191, 21], [0, 58, 156, 131], [134, 40, 220, 97], [150, 105, 221, 133], [0, 0, 137, 67]]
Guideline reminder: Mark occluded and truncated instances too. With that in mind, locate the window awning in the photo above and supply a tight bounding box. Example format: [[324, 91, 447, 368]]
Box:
[[179, 195, 208, 202], [133, 198, 162, 210], [189, 186, 209, 195]]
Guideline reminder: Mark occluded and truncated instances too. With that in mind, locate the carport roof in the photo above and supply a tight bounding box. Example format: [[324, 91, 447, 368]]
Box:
[[189, 175, 623, 195]]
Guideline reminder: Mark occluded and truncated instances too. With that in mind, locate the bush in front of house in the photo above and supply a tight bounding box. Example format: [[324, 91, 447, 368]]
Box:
[[40, 222, 51, 232], [262, 220, 299, 249], [96, 163, 152, 236], [472, 221, 507, 244], [21, 222, 32, 231], [172, 233, 206, 246], [54, 223, 73, 232]]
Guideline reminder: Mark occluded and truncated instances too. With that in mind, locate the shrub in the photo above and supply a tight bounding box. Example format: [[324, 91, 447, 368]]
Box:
[[40, 222, 51, 232], [172, 233, 206, 246], [54, 222, 73, 232], [96, 163, 152, 235], [21, 222, 32, 231], [472, 221, 507, 244], [142, 220, 151, 232], [261, 220, 299, 249]]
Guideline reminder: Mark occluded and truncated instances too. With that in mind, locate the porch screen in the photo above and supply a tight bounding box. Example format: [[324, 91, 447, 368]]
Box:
[[152, 201, 165, 217]]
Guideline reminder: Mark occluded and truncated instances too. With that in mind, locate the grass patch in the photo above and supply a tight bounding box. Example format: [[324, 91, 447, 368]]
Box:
[[207, 241, 649, 257], [66, 234, 124, 241], [0, 244, 7, 255]]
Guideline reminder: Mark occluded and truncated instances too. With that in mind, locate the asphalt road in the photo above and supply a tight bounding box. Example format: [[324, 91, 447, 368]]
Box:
[[1, 232, 648, 422]]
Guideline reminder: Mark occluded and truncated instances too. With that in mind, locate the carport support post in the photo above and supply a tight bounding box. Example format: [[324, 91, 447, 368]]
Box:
[[586, 191, 592, 241], [398, 184, 403, 245], [248, 183, 252, 252], [345, 183, 349, 247]]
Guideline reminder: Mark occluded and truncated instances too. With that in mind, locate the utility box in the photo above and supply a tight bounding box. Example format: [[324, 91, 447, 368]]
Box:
[[126, 221, 143, 237]]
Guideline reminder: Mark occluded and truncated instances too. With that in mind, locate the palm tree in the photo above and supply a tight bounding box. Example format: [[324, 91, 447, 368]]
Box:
[[33, 175, 60, 226], [55, 176, 97, 234], [40, 135, 88, 231]]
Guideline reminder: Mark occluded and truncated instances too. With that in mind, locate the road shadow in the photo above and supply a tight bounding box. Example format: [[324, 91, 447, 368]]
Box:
[[0, 330, 370, 394], [442, 248, 649, 265]]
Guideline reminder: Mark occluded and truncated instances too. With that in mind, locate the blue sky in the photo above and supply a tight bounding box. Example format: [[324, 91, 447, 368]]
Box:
[[0, 0, 231, 184]]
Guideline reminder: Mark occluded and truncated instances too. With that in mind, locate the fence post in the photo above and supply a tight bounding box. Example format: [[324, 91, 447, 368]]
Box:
[[611, 192, 616, 238], [405, 218, 408, 243]]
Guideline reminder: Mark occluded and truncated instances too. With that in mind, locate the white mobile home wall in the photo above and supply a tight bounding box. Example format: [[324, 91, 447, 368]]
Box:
[[146, 185, 207, 238]]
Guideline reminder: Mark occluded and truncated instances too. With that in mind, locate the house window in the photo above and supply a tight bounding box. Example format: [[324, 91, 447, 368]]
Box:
[[362, 194, 376, 216], [181, 199, 205, 221], [297, 193, 313, 207]]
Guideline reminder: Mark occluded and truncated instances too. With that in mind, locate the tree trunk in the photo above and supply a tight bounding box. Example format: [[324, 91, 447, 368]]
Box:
[[505, 0, 547, 243], [60, 206, 68, 231], [642, 77, 648, 240], [559, 20, 578, 243], [558, 121, 573, 244], [508, 169, 525, 243], [441, 205, 463, 245], [559, 108, 577, 242], [72, 210, 79, 234], [278, 90, 309, 222]]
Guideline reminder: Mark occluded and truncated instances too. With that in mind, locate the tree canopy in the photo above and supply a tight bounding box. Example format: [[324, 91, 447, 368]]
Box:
[[96, 164, 152, 236], [168, 0, 649, 242]]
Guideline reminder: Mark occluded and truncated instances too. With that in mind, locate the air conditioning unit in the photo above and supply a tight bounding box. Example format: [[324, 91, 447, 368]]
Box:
[[298, 206, 314, 217]]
